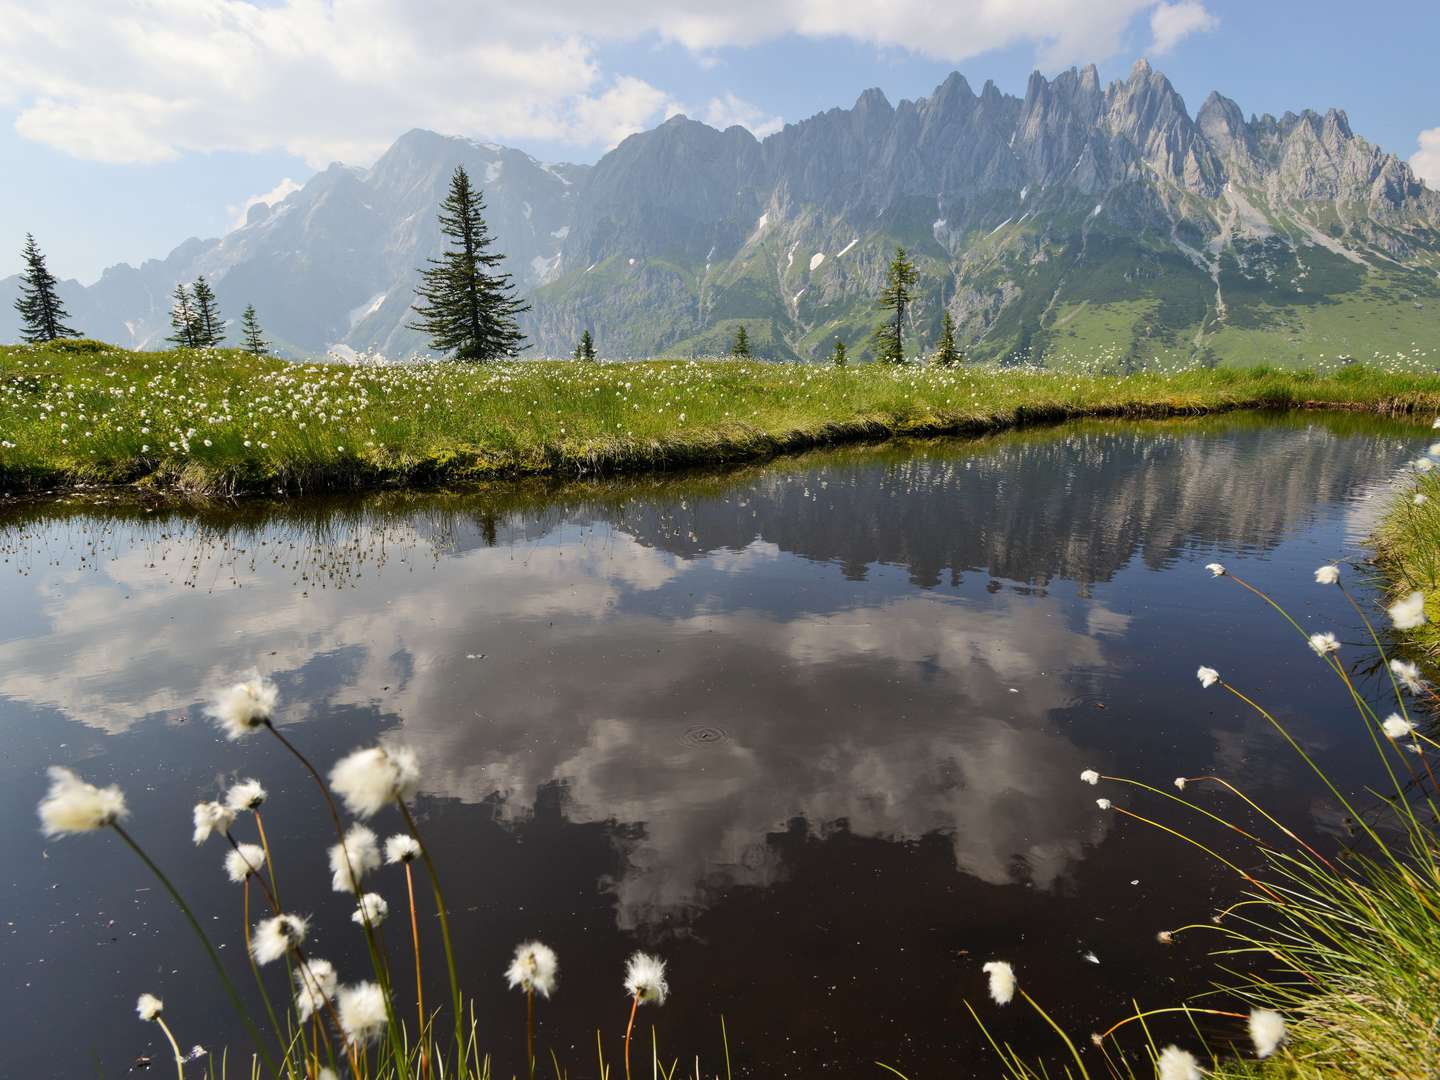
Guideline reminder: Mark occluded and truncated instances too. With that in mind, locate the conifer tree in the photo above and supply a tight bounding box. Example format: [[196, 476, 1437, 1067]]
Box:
[[240, 305, 270, 356], [191, 275, 224, 346], [871, 247, 918, 364], [831, 338, 847, 366], [731, 324, 752, 359], [409, 166, 529, 361], [167, 284, 199, 348], [14, 234, 80, 343], [573, 329, 596, 361], [933, 310, 961, 367]]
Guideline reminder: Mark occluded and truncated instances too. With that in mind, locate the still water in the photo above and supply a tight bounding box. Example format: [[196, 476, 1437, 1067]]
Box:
[[0, 414, 1428, 1077]]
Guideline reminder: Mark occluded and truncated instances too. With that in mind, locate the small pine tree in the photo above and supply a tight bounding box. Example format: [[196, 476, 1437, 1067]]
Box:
[[241, 305, 270, 356], [831, 338, 847, 367], [871, 247, 918, 364], [573, 329, 596, 361], [191, 276, 224, 346], [933, 310, 961, 367], [731, 324, 752, 359], [14, 234, 80, 343], [409, 166, 529, 361], [167, 284, 199, 348]]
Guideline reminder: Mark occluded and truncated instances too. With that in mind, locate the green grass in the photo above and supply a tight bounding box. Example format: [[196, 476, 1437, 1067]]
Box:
[[5, 340, 1440, 499], [1375, 461, 1440, 663]]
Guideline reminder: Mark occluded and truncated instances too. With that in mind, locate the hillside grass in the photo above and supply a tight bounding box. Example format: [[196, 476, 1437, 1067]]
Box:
[[5, 339, 1440, 499], [1375, 465, 1440, 663]]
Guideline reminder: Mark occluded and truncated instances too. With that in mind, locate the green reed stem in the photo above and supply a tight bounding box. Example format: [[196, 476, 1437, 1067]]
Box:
[[153, 1015, 187, 1080], [398, 798, 464, 1077], [1017, 988, 1090, 1080], [242, 875, 295, 1071], [1109, 805, 1286, 904]]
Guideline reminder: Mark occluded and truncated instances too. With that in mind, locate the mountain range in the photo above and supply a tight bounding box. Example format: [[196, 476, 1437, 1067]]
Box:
[[6, 59, 1439, 365]]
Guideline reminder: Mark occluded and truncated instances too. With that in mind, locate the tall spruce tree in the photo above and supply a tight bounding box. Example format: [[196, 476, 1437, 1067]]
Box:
[[871, 247, 918, 364], [731, 324, 752, 359], [573, 329, 596, 361], [933, 310, 961, 367], [409, 166, 528, 361], [240, 305, 270, 356], [831, 338, 847, 366], [14, 234, 80, 343], [191, 276, 224, 346], [167, 284, 199, 348]]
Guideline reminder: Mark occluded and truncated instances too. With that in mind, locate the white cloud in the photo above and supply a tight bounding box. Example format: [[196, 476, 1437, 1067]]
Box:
[[702, 93, 784, 139], [1, 1, 1191, 166], [227, 177, 302, 231], [1412, 128, 1440, 189], [1148, 1, 1218, 55]]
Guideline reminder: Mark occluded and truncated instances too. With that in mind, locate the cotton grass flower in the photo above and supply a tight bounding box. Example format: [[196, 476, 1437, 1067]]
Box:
[[1248, 1008, 1287, 1058], [385, 834, 421, 864], [624, 952, 669, 1005], [1196, 666, 1219, 688], [329, 744, 420, 818], [329, 824, 381, 892], [294, 958, 338, 1022], [1156, 1046, 1201, 1080], [225, 779, 266, 811], [1307, 632, 1340, 656], [1382, 714, 1415, 739], [1079, 769, 1100, 785], [337, 981, 388, 1046], [251, 913, 307, 965], [136, 993, 164, 1021], [192, 801, 236, 845], [352, 893, 389, 927], [1389, 591, 1427, 630], [207, 672, 278, 740], [1390, 659, 1426, 694], [506, 941, 559, 998], [981, 960, 1016, 1005], [38, 766, 128, 837], [1314, 565, 1340, 585], [1096, 798, 1112, 810], [1205, 563, 1226, 577], [224, 843, 265, 883], [1173, 777, 1187, 791]]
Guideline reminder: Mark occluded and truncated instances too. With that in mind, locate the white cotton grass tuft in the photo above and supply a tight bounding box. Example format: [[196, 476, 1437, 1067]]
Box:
[[38, 766, 128, 837], [506, 941, 560, 998], [981, 960, 1016, 1005], [225, 778, 267, 812], [623, 952, 669, 1005], [225, 843, 266, 883], [1416, 493, 1429, 506], [1173, 777, 1187, 791], [251, 913, 308, 965], [1079, 769, 1100, 785], [329, 824, 381, 893], [1382, 714, 1415, 739], [207, 672, 278, 740], [192, 801, 237, 845], [1416, 458, 1435, 473], [329, 745, 421, 818], [1205, 563, 1226, 577], [1248, 1008, 1287, 1058], [337, 981, 389, 1046], [385, 834, 421, 864], [1433, 418, 1440, 429], [1389, 591, 1428, 631], [1156, 1045, 1202, 1080], [293, 958, 338, 1022], [1314, 564, 1340, 585], [1096, 798, 1112, 810], [1391, 659, 1426, 695], [1308, 632, 1341, 656], [136, 993, 164, 1021], [352, 893, 389, 927], [1196, 666, 1219, 688], [1156, 930, 1174, 944]]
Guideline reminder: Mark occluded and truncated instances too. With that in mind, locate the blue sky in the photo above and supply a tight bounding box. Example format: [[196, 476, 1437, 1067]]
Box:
[[3, 0, 1438, 283]]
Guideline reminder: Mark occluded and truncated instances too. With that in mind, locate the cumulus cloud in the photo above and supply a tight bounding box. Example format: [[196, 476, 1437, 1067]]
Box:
[[1412, 128, 1440, 189], [702, 93, 784, 138], [1148, 1, 1218, 55], [228, 178, 302, 231]]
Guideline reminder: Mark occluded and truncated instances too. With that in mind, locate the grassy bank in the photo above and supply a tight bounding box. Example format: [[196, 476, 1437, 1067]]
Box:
[[1375, 467, 1440, 663], [4, 340, 1440, 498]]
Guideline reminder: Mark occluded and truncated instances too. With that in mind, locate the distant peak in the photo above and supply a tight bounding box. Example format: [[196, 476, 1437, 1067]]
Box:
[[854, 87, 892, 112], [1130, 57, 1153, 77]]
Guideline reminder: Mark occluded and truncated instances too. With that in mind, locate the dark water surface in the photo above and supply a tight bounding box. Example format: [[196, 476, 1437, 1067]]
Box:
[[0, 414, 1431, 1077]]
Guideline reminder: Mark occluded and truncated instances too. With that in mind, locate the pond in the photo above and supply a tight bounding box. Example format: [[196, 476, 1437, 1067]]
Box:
[[0, 413, 1427, 1077]]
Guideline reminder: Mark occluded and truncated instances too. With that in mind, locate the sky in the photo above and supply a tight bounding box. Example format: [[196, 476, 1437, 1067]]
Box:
[[2, 0, 1438, 284]]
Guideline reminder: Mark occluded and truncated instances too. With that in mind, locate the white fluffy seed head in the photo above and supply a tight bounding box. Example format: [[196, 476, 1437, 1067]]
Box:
[[1314, 565, 1340, 585], [1079, 769, 1100, 785], [1308, 632, 1341, 656], [1205, 563, 1226, 577], [353, 893, 389, 927], [981, 960, 1015, 1005], [1416, 493, 1429, 506], [337, 982, 389, 1046], [225, 779, 267, 812], [1156, 930, 1174, 944], [329, 824, 381, 893], [208, 673, 278, 740], [38, 766, 128, 837], [1196, 666, 1219, 689], [1390, 659, 1426, 695], [1156, 1045, 1202, 1080], [329, 745, 421, 818], [1389, 591, 1428, 631], [136, 993, 164, 1021], [293, 959, 338, 1022], [507, 941, 559, 999], [385, 834, 421, 864], [1382, 714, 1415, 739], [225, 843, 266, 883], [1173, 777, 1187, 791], [623, 952, 668, 1005], [193, 800, 237, 845], [251, 914, 307, 965], [1096, 798, 1112, 810], [1248, 1008, 1287, 1059]]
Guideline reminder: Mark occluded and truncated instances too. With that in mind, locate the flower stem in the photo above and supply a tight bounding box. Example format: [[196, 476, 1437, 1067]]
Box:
[[154, 1016, 187, 1080], [398, 799, 464, 1074], [527, 987, 536, 1080], [404, 862, 429, 1080], [624, 993, 640, 1080]]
